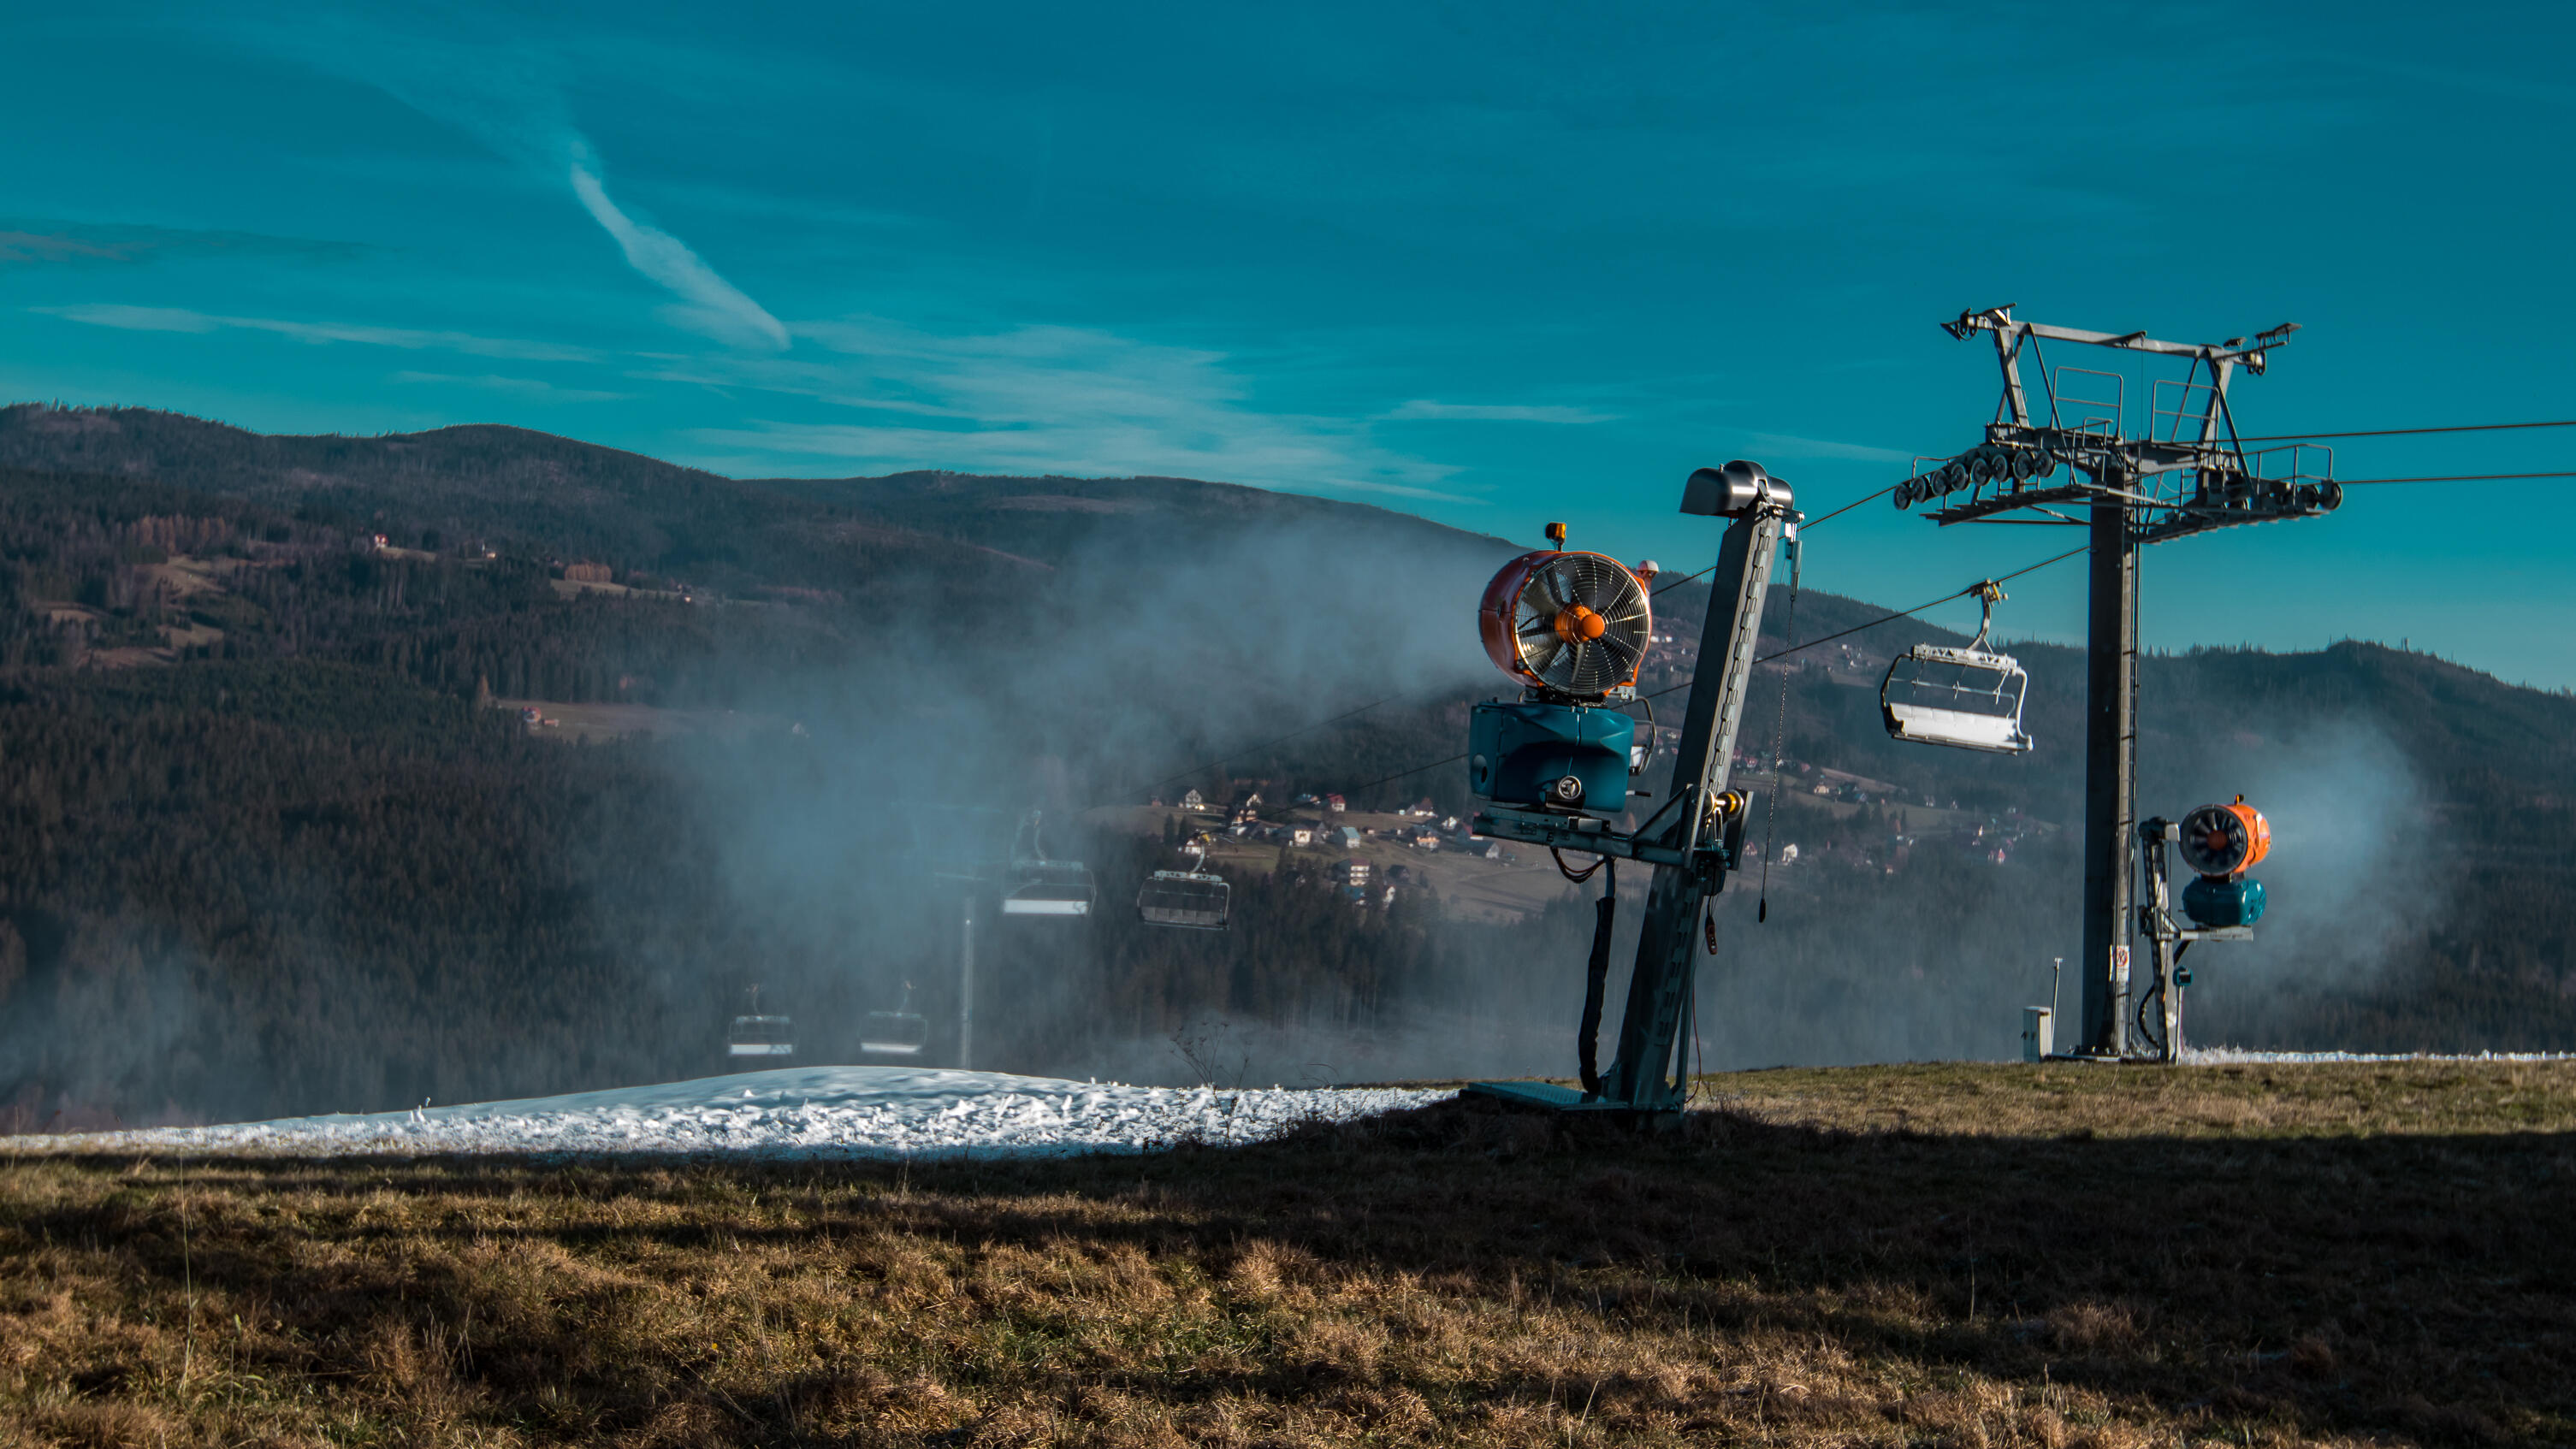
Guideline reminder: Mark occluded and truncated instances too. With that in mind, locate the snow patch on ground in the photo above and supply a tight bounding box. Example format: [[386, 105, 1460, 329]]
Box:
[[2180, 1047, 2576, 1065], [14, 1068, 1457, 1159]]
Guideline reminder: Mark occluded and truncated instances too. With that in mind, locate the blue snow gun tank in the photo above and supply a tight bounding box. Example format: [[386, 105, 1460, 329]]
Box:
[[2182, 873, 2267, 928], [1468, 701, 1636, 815], [1466, 526, 1653, 819]]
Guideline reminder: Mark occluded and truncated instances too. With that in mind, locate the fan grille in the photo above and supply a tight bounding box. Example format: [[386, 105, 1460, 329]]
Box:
[[1483, 551, 1650, 696]]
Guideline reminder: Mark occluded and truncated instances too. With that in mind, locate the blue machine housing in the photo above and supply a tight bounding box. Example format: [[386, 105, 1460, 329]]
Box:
[[1467, 700, 1635, 817], [2183, 874, 2267, 929]]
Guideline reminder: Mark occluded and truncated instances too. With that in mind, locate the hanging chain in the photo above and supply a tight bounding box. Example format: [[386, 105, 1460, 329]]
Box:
[[1756, 535, 1802, 924]]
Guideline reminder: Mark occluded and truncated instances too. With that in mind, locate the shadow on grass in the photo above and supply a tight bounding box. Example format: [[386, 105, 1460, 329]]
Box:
[[10, 1095, 2571, 1446]]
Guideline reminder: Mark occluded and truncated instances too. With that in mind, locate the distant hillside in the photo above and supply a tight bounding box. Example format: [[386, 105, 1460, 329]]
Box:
[[0, 404, 1515, 590], [0, 399, 2568, 1126]]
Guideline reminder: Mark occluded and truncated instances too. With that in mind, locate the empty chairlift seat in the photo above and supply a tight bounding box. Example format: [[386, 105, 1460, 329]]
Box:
[[726, 1014, 796, 1062], [1878, 582, 2034, 755], [860, 984, 930, 1056], [725, 985, 795, 1062], [1003, 860, 1096, 917], [1880, 644, 2034, 753], [1137, 844, 1229, 930], [1001, 808, 1095, 918]]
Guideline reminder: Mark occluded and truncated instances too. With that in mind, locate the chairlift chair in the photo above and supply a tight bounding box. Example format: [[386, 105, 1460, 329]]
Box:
[[860, 981, 931, 1056], [725, 985, 796, 1062], [1880, 583, 2034, 754], [1000, 808, 1096, 918], [1138, 842, 1230, 931]]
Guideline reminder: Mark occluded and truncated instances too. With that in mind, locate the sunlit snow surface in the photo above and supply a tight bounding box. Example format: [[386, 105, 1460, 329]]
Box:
[[2179, 1047, 2574, 1064], [23, 1068, 1457, 1159]]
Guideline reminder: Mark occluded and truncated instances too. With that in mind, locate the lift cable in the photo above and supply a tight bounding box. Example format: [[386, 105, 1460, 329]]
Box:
[[2230, 419, 2576, 443], [1649, 563, 1716, 598], [1798, 484, 1898, 529], [1259, 541, 2099, 817], [1116, 695, 1396, 803], [1110, 539, 2095, 826], [1640, 542, 2092, 705], [1128, 488, 1891, 807], [1647, 483, 1893, 600], [1755, 532, 1803, 923]]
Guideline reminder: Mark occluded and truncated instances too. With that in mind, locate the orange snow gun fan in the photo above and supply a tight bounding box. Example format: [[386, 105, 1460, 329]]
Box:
[[2176, 795, 2270, 927], [1468, 525, 1653, 817]]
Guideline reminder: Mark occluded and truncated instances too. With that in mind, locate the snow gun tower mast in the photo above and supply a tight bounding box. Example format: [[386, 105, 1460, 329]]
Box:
[[1466, 461, 1799, 1118], [1903, 306, 2336, 1060]]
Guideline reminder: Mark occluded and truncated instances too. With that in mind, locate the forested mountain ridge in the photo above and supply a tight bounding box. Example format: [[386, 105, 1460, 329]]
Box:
[[0, 403, 1510, 588], [0, 401, 2567, 1127]]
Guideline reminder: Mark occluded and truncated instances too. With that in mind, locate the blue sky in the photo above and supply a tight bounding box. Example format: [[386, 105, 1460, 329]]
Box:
[[4, 2, 2572, 685]]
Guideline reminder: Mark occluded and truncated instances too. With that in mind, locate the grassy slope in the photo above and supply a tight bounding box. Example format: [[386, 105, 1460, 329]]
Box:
[[4, 1062, 2570, 1447]]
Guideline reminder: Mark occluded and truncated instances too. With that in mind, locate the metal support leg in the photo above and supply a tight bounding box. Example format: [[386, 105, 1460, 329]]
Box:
[[1605, 500, 1784, 1109], [958, 896, 976, 1071], [2080, 498, 2138, 1056]]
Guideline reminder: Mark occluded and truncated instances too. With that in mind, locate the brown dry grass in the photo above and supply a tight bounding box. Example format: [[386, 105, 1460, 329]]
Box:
[[3, 1061, 2571, 1446]]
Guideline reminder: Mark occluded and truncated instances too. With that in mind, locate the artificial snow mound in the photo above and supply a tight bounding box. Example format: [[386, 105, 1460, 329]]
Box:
[[23, 1067, 1456, 1159], [2178, 1047, 2574, 1065]]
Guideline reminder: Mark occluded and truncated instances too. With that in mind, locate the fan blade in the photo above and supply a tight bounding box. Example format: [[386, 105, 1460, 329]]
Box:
[[1539, 565, 1572, 611], [1565, 559, 1607, 608]]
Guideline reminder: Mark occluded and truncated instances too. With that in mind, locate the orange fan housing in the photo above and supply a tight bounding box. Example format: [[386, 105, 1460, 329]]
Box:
[[1478, 550, 1652, 697], [2177, 797, 2271, 878]]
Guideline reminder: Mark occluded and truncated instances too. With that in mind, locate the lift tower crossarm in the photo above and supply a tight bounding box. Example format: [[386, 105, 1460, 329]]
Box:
[[1944, 306, 2299, 368]]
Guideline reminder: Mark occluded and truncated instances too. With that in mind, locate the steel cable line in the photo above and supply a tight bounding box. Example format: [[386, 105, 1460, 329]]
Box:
[[1117, 695, 1398, 803], [1799, 484, 1898, 529], [1639, 541, 2092, 703], [1208, 426, 2575, 830], [1113, 511, 2089, 822], [1132, 523, 1758, 803], [2229, 419, 2576, 443], [1225, 541, 2102, 824], [1647, 483, 1894, 600]]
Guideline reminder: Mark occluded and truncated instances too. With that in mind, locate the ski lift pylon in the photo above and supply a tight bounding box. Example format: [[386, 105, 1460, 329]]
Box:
[[1880, 582, 2034, 754], [1138, 840, 1230, 930]]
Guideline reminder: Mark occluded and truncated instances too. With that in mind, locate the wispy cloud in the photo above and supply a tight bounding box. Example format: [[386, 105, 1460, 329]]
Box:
[[567, 145, 789, 350], [37, 305, 594, 362], [1382, 399, 1614, 424], [1744, 431, 1916, 464], [0, 219, 373, 268], [2316, 51, 2575, 108], [390, 370, 625, 402], [0, 232, 131, 265], [228, 21, 787, 351], [681, 317, 1470, 501]]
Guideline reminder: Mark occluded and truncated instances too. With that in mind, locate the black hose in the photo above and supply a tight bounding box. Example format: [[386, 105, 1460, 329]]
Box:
[[1578, 860, 1616, 1095]]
